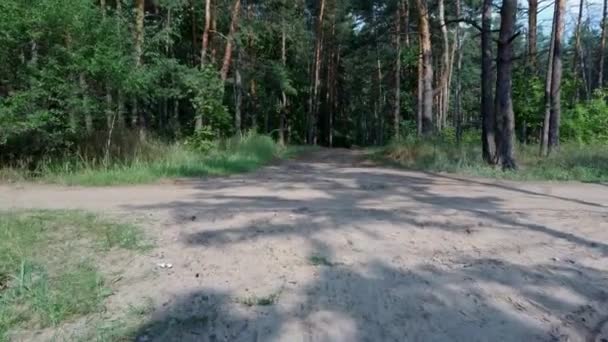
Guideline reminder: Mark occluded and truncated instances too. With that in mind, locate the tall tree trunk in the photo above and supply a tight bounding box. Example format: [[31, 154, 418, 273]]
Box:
[[194, 0, 211, 131], [190, 0, 197, 64], [528, 0, 538, 69], [220, 0, 241, 82], [247, 2, 257, 130], [402, 0, 409, 47], [454, 0, 463, 143], [573, 0, 589, 100], [375, 44, 384, 144], [327, 19, 336, 146], [548, 0, 565, 153], [134, 0, 145, 140], [135, 0, 144, 67], [279, 23, 287, 145], [393, 1, 403, 140], [80, 73, 93, 134], [309, 0, 326, 144], [331, 46, 340, 147], [172, 99, 180, 137], [416, 0, 433, 136], [100, 0, 112, 131], [211, 2, 218, 64], [201, 0, 212, 65], [495, 0, 518, 170], [234, 47, 242, 134], [481, 0, 496, 163], [438, 0, 449, 131], [373, 56, 383, 144], [541, 6, 557, 157], [250, 80, 258, 128], [600, 0, 608, 88], [105, 85, 113, 129], [417, 41, 423, 136], [117, 91, 125, 130]]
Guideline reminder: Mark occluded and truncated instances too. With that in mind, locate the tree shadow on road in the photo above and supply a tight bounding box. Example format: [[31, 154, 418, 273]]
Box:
[[124, 152, 608, 341], [132, 256, 608, 341]]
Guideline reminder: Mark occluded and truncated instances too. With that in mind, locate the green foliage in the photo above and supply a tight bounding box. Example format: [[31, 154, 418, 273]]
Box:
[[0, 210, 146, 340], [184, 126, 217, 153], [562, 90, 608, 144], [1, 0, 605, 175], [0, 132, 287, 186], [513, 71, 544, 137], [268, 62, 297, 97], [183, 66, 229, 133]]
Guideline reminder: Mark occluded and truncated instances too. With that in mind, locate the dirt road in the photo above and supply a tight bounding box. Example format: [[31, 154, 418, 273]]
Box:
[[2, 149, 608, 341]]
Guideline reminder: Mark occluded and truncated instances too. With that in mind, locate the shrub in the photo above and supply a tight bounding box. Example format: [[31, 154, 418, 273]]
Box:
[[562, 90, 608, 144]]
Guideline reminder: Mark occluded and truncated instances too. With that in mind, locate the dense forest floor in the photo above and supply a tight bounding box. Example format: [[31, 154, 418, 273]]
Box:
[[1, 149, 608, 341]]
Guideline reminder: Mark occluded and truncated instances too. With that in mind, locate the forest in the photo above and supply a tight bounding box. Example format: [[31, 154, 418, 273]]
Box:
[[0, 0, 607, 181], [3, 1, 608, 340]]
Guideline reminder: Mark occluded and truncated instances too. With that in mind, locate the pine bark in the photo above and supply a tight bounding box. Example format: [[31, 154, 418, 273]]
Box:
[[599, 0, 608, 88], [573, 0, 589, 100], [454, 0, 463, 143], [190, 0, 197, 64], [415, 0, 433, 136], [437, 0, 449, 130], [402, 0, 409, 47], [327, 19, 336, 147], [309, 0, 326, 144], [541, 0, 565, 156], [481, 0, 496, 163], [220, 0, 242, 82], [549, 0, 565, 152], [393, 1, 403, 140], [134, 0, 145, 140], [528, 0, 538, 69], [211, 3, 217, 64], [494, 0, 517, 170], [541, 9, 557, 157], [234, 47, 242, 134], [279, 24, 287, 145], [201, 0, 212, 65], [135, 0, 145, 67]]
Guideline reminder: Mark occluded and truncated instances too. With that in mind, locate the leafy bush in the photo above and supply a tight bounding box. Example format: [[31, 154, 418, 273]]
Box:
[[562, 90, 608, 144], [184, 66, 230, 133], [184, 126, 217, 153]]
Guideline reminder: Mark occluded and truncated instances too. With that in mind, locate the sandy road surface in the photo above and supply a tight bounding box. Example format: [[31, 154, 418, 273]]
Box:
[[1, 149, 608, 342]]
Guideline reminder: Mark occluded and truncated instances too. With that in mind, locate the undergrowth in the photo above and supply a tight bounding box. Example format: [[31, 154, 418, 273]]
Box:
[[382, 135, 608, 182], [0, 132, 291, 186]]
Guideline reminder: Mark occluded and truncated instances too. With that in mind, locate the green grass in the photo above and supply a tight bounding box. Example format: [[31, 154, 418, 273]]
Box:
[[308, 255, 334, 267], [237, 290, 282, 307], [381, 138, 608, 182], [1, 132, 301, 186], [0, 210, 146, 341]]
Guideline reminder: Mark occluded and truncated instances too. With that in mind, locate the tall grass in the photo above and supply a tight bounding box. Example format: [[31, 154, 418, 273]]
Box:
[[1, 132, 287, 186], [0, 211, 146, 341], [382, 137, 608, 182]]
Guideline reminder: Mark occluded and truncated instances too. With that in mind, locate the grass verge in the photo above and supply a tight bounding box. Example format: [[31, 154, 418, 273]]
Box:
[[0, 132, 303, 186], [0, 210, 147, 341], [381, 138, 608, 182]]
